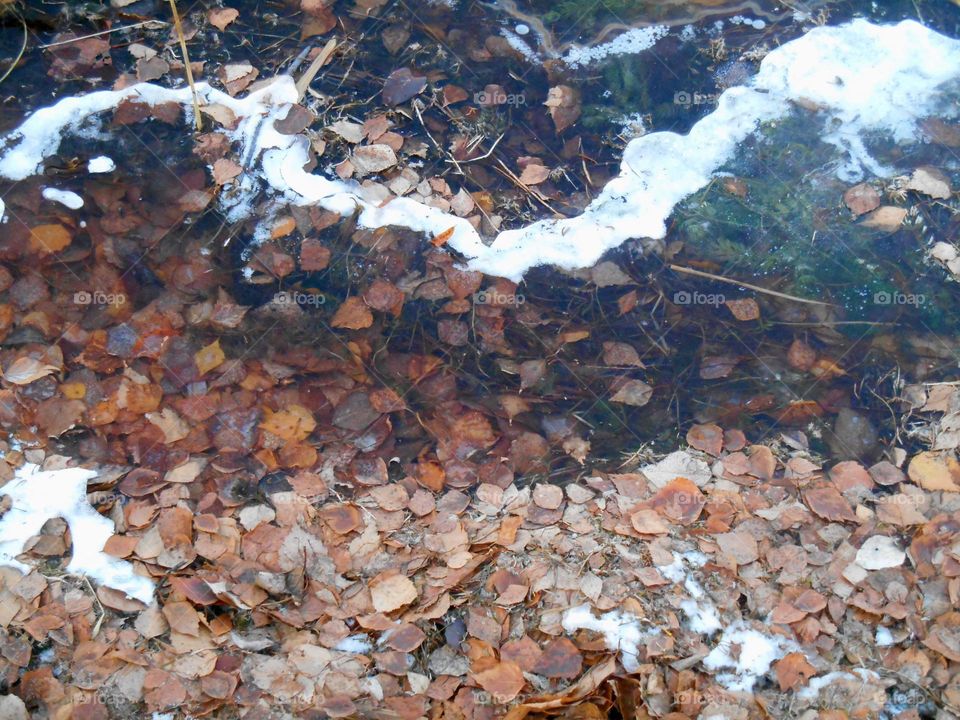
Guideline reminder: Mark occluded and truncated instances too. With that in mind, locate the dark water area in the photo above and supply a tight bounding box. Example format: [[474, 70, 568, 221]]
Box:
[[0, 0, 958, 474]]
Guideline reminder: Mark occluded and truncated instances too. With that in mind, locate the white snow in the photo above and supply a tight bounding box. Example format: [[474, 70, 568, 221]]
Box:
[[876, 626, 895, 646], [515, 24, 530, 36], [658, 552, 721, 634], [0, 20, 957, 282], [562, 26, 669, 68], [41, 187, 84, 209], [0, 197, 4, 222], [562, 605, 656, 672], [0, 463, 154, 603], [334, 634, 373, 654], [86, 156, 115, 174], [703, 620, 797, 691], [501, 30, 540, 63], [796, 669, 879, 699]]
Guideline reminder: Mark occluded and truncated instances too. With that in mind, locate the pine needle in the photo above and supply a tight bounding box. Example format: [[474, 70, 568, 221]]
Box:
[[167, 0, 202, 132]]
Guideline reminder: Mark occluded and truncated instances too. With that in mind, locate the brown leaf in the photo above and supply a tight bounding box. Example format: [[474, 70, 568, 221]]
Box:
[[474, 660, 525, 704], [369, 572, 418, 613], [774, 652, 817, 691], [602, 342, 644, 368], [787, 338, 817, 371], [610, 379, 653, 407], [715, 530, 759, 565], [803, 486, 858, 522], [162, 601, 200, 636], [686, 423, 723, 456], [843, 183, 881, 216], [544, 85, 581, 133], [208, 7, 239, 30], [725, 298, 760, 321], [519, 164, 550, 185], [532, 638, 582, 679], [331, 297, 374, 329], [382, 67, 427, 106], [649, 477, 705, 525]]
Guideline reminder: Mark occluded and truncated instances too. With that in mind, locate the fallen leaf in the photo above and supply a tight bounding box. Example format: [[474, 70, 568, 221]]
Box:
[[332, 297, 374, 329], [208, 7, 239, 30], [194, 339, 226, 375], [474, 661, 525, 703], [369, 573, 418, 613], [725, 298, 760, 321], [4, 357, 59, 385], [29, 224, 72, 254], [610, 379, 653, 407]]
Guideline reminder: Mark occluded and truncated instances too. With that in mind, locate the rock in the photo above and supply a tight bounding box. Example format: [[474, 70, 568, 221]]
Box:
[[827, 408, 879, 461], [0, 694, 27, 720]]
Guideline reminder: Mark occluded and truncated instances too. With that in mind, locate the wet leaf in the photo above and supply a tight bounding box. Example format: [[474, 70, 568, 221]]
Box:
[[3, 357, 59, 385], [382, 67, 427, 106], [29, 224, 72, 255], [610, 379, 653, 407], [332, 297, 374, 329], [532, 638, 582, 679], [775, 652, 817, 691], [208, 7, 239, 30], [803, 486, 858, 522], [686, 423, 723, 456], [724, 298, 760, 321], [194, 339, 226, 375]]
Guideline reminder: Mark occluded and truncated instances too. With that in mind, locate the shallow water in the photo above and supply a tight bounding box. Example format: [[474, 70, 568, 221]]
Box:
[[0, 0, 958, 470]]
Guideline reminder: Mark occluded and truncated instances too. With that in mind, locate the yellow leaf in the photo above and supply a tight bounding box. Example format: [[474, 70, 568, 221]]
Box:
[[29, 224, 72, 254], [194, 339, 225, 375], [260, 404, 317, 442]]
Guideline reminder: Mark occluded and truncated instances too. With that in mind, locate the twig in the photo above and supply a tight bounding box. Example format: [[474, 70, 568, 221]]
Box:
[[296, 38, 338, 101], [38, 20, 168, 49], [167, 0, 202, 132], [0, 14, 27, 86], [669, 263, 835, 306]]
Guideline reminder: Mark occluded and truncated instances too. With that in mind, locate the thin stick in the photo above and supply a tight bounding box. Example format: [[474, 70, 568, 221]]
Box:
[[669, 263, 835, 306], [167, 0, 202, 132], [296, 38, 338, 101], [38, 20, 168, 49], [0, 15, 27, 86]]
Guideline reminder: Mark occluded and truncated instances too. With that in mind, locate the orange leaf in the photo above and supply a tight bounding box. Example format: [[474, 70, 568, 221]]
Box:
[[331, 296, 373, 329], [260, 404, 316, 442], [431, 226, 455, 247], [29, 224, 72, 254]]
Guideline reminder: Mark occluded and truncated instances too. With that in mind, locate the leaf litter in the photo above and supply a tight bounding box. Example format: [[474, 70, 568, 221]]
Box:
[[0, 0, 957, 718]]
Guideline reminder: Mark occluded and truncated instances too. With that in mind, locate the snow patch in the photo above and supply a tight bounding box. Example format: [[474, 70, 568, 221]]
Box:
[[562, 26, 669, 68], [335, 634, 373, 654], [703, 621, 797, 691], [562, 605, 656, 672], [42, 187, 84, 209], [876, 626, 894, 646], [0, 463, 154, 603], [87, 156, 115, 174]]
